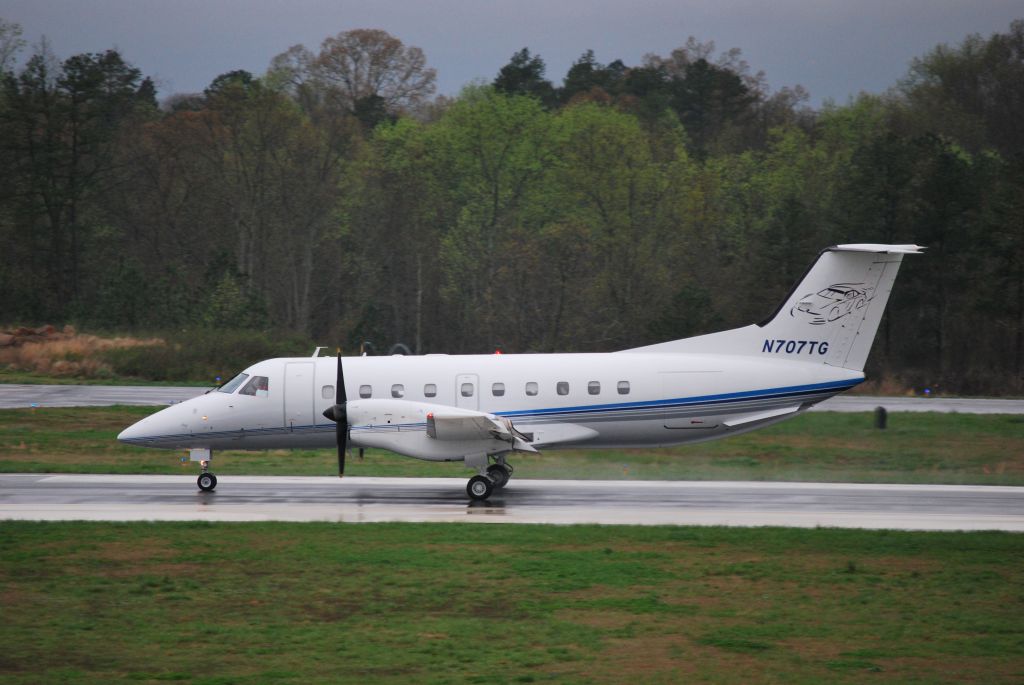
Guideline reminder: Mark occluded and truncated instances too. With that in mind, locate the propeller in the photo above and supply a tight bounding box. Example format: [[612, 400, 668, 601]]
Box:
[[322, 349, 348, 477]]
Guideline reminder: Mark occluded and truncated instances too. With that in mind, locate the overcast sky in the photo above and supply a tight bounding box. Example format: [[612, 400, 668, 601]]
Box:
[[1, 0, 1020, 106]]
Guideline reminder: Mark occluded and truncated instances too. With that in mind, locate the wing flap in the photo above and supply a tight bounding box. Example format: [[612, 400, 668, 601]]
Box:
[[427, 413, 497, 441], [426, 411, 539, 453]]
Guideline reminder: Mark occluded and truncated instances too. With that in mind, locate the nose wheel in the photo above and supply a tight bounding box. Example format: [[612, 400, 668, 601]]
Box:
[[198, 472, 217, 491], [197, 459, 217, 492]]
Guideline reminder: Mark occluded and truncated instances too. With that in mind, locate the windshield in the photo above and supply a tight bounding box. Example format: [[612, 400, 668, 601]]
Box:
[[217, 372, 249, 394], [239, 375, 270, 397]]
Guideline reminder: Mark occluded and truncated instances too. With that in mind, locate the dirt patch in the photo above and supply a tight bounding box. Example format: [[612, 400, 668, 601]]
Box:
[[87, 539, 176, 563], [877, 655, 1009, 683], [557, 609, 638, 630], [52, 538, 203, 578], [0, 330, 162, 378], [572, 634, 697, 682], [777, 636, 843, 660]]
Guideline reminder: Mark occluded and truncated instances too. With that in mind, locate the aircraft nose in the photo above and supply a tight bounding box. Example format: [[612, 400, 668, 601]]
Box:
[[118, 406, 180, 444], [118, 417, 150, 443]]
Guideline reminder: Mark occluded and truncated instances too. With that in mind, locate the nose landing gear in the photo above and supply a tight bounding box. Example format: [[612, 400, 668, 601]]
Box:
[[197, 468, 217, 492], [190, 450, 217, 492]]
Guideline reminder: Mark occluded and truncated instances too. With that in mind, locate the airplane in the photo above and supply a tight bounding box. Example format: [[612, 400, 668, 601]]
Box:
[[118, 243, 924, 500]]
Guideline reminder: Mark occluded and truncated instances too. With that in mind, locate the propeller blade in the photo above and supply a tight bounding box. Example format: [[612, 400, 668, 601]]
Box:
[[336, 349, 347, 477], [336, 347, 346, 403], [337, 428, 346, 477]]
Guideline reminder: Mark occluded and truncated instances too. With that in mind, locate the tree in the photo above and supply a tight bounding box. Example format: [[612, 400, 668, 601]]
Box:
[[561, 50, 627, 104], [901, 20, 1024, 159], [0, 17, 24, 74], [493, 48, 556, 107], [549, 103, 693, 347], [896, 20, 1024, 391], [0, 47, 149, 318], [433, 87, 556, 350], [204, 69, 255, 99], [267, 29, 437, 123]]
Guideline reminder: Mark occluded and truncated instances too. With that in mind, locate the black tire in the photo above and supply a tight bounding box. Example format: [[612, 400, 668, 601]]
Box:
[[487, 464, 511, 489], [198, 472, 217, 492], [467, 475, 494, 501]]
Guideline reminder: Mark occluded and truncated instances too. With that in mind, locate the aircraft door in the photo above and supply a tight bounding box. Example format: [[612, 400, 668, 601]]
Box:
[[284, 362, 315, 430], [455, 373, 479, 410]]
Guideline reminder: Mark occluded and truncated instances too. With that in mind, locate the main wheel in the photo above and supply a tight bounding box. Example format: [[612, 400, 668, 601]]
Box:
[[197, 472, 217, 492], [487, 464, 511, 489], [467, 475, 494, 501]]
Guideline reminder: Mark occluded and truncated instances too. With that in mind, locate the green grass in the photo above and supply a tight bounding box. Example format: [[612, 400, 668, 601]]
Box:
[[0, 522, 1021, 684], [1, 406, 1022, 484]]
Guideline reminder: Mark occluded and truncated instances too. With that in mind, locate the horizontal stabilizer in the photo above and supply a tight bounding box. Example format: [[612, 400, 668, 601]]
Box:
[[832, 244, 925, 254]]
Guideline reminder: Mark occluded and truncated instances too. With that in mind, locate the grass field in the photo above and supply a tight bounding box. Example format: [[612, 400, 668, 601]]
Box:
[[1, 406, 1022, 484], [0, 522, 1021, 684]]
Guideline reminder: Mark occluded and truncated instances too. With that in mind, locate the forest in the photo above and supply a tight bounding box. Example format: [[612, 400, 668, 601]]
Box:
[[0, 20, 1021, 394]]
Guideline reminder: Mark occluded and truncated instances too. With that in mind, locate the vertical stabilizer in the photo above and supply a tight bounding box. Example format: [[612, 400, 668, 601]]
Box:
[[624, 244, 925, 372]]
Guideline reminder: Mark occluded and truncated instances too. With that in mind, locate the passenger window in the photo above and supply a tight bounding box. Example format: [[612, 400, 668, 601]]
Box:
[[525, 382, 538, 396], [391, 384, 404, 398], [557, 382, 569, 396], [492, 382, 505, 397], [322, 385, 334, 400], [239, 376, 270, 397], [359, 384, 372, 398], [588, 381, 600, 395], [617, 381, 630, 395], [461, 383, 474, 398], [424, 383, 437, 398]]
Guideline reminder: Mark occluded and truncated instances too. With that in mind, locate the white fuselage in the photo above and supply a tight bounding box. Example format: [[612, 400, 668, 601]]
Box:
[[118, 351, 863, 458]]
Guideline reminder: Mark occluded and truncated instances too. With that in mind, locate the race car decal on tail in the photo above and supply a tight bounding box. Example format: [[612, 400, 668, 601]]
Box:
[[791, 283, 875, 325]]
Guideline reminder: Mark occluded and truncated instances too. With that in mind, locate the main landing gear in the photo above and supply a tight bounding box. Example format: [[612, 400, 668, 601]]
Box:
[[466, 461, 513, 501]]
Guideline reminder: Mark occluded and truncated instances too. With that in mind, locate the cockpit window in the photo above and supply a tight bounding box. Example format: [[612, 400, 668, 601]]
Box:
[[239, 375, 270, 397], [217, 373, 249, 394]]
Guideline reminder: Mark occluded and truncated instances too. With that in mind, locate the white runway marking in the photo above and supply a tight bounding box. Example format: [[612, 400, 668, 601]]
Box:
[[2, 475, 1022, 531]]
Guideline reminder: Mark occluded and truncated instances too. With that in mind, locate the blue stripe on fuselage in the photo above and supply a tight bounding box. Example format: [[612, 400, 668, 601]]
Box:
[[493, 378, 861, 419]]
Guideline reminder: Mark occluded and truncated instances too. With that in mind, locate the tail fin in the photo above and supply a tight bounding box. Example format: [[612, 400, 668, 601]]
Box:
[[625, 244, 925, 371]]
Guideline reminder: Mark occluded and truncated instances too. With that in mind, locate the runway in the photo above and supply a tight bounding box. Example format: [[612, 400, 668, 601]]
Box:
[[2, 383, 1022, 413], [2, 474, 1022, 531], [0, 383, 205, 408]]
